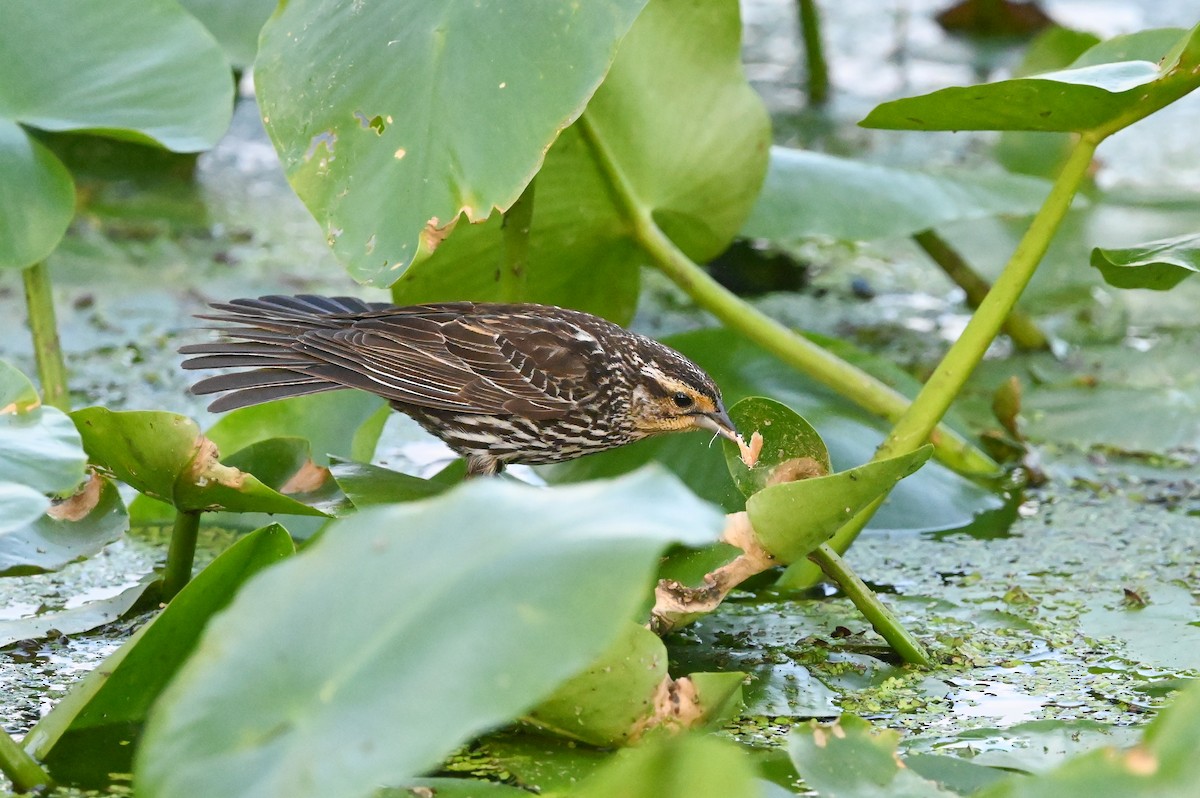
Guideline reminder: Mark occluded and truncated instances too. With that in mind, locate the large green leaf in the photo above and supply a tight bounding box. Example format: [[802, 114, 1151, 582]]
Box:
[[393, 0, 770, 322], [71, 408, 326, 516], [1090, 233, 1200, 290], [571, 733, 763, 798], [135, 468, 723, 798], [0, 0, 232, 149], [0, 120, 74, 270], [862, 25, 1200, 132], [741, 147, 1053, 243], [0, 360, 88, 534], [256, 0, 649, 285], [28, 525, 294, 786], [0, 0, 233, 269], [545, 330, 1005, 533]]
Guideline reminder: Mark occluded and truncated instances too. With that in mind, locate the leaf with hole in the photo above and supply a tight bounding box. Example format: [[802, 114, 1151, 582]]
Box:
[[256, 0, 650, 285]]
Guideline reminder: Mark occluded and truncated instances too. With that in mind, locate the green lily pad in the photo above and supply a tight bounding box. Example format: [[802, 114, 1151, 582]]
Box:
[[0, 360, 88, 496], [790, 715, 950, 797], [0, 474, 128, 577], [1090, 233, 1200, 290], [747, 447, 932, 564], [0, 0, 233, 268], [741, 147, 1054, 244], [572, 733, 762, 798], [393, 0, 770, 322], [969, 333, 1200, 453], [1080, 582, 1200, 672], [71, 408, 327, 516], [134, 467, 724, 798], [862, 24, 1200, 133], [29, 525, 294, 786], [255, 0, 649, 285], [723, 396, 831, 498]]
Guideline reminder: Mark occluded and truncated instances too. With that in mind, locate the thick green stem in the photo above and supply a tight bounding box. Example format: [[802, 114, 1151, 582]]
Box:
[[0, 729, 51, 793], [797, 0, 829, 106], [809, 543, 929, 665], [913, 229, 1049, 351], [786, 134, 1100, 588], [499, 177, 535, 302], [162, 510, 201, 601], [21, 261, 70, 411]]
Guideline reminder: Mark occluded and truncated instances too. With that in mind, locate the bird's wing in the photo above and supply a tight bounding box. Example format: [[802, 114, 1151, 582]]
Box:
[[294, 308, 606, 418]]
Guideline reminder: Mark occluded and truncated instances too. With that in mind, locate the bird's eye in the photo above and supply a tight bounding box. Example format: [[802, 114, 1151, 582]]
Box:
[[671, 392, 694, 408]]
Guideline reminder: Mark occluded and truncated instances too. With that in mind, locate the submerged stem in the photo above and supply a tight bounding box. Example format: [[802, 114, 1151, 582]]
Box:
[[162, 510, 202, 601], [809, 543, 930, 666], [913, 229, 1049, 351], [797, 0, 829, 106], [21, 261, 70, 411]]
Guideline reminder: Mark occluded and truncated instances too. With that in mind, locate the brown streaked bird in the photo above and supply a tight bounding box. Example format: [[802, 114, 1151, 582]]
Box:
[[180, 295, 738, 476]]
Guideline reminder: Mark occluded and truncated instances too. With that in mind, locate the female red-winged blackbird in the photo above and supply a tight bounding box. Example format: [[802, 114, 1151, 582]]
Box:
[[180, 295, 738, 476]]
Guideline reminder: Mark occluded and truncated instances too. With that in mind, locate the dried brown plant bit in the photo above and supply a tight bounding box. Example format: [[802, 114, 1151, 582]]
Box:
[[737, 431, 764, 468]]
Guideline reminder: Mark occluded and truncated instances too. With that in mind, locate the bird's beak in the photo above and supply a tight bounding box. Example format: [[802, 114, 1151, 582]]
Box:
[[693, 408, 740, 443]]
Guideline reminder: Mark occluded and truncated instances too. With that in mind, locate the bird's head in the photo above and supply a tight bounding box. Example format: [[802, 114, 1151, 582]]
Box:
[[626, 351, 738, 444]]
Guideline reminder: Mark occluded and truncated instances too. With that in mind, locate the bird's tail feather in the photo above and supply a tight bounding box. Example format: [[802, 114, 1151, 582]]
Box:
[[181, 295, 382, 412]]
